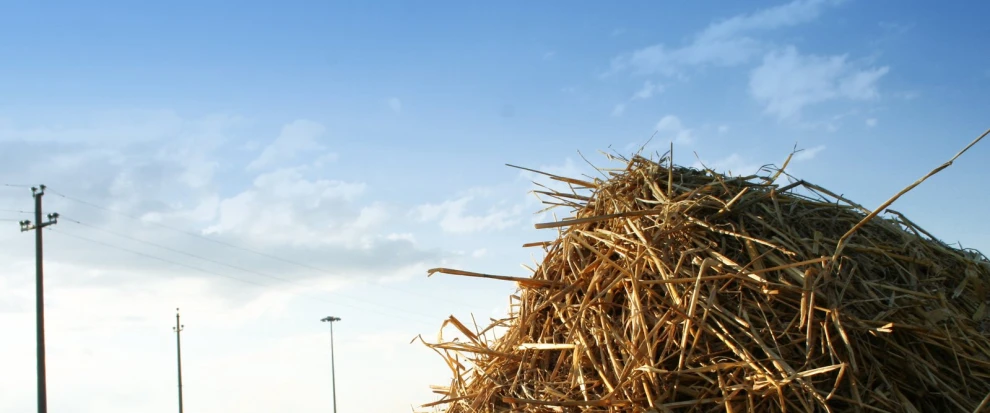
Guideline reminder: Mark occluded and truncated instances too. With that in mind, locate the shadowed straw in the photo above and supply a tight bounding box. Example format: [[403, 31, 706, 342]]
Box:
[[420, 129, 990, 412]]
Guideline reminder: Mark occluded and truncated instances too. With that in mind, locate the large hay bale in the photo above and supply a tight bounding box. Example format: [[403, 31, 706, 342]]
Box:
[[421, 152, 990, 412]]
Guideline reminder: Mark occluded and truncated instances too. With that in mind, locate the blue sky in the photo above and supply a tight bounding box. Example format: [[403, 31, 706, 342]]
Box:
[[1, 1, 989, 411]]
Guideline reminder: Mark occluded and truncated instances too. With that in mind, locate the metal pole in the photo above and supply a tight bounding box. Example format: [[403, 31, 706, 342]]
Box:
[[330, 320, 337, 413], [33, 187, 47, 413], [321, 316, 341, 412], [174, 309, 184, 413]]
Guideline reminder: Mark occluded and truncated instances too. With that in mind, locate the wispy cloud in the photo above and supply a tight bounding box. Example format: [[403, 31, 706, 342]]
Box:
[[623, 115, 698, 153], [749, 46, 889, 120], [0, 112, 446, 301], [692, 153, 763, 177], [656, 115, 695, 144], [866, 118, 878, 127], [608, 80, 664, 116], [611, 103, 627, 117], [872, 21, 913, 46], [607, 0, 844, 77], [386, 97, 403, 114], [631, 80, 664, 100], [414, 192, 523, 234], [604, 0, 885, 123], [247, 120, 328, 171], [794, 145, 826, 161]]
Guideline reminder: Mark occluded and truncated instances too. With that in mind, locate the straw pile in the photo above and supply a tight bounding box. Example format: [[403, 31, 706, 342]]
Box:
[[420, 147, 990, 412]]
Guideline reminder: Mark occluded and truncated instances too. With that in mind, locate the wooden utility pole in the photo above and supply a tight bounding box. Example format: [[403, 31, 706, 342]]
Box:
[[18, 185, 58, 413], [173, 308, 184, 413]]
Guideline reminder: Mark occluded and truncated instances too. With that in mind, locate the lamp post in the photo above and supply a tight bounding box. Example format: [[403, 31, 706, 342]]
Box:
[[320, 316, 341, 413]]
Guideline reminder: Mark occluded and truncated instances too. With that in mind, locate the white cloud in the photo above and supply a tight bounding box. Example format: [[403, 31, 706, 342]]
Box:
[[413, 158, 596, 236], [0, 110, 540, 413], [692, 153, 762, 177], [387, 97, 403, 114], [699, 0, 840, 41], [866, 118, 878, 127], [794, 145, 826, 161], [543, 51, 556, 60], [0, 112, 253, 228], [718, 125, 730, 134], [611, 103, 626, 117], [838, 67, 889, 100], [414, 194, 522, 234], [385, 232, 416, 243], [312, 152, 340, 168], [749, 46, 889, 120], [471, 248, 488, 258], [0, 113, 440, 286], [608, 0, 843, 77], [203, 168, 372, 247], [656, 115, 695, 144], [631, 80, 664, 100], [621, 116, 699, 155], [247, 120, 328, 171]]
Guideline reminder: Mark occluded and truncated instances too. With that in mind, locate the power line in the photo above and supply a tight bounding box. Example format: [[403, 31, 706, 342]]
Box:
[[0, 208, 32, 214], [53, 229, 275, 289], [50, 228, 438, 324], [52, 228, 437, 323], [64, 217, 324, 288], [49, 189, 343, 272], [60, 216, 437, 320], [3, 183, 33, 188], [48, 188, 480, 308]]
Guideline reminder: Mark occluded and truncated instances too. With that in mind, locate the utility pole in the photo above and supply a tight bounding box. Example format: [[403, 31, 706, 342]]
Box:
[[18, 185, 58, 413], [173, 308, 184, 413], [320, 316, 341, 413]]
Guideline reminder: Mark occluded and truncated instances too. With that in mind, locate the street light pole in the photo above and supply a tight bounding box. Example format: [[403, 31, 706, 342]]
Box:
[[320, 316, 341, 413]]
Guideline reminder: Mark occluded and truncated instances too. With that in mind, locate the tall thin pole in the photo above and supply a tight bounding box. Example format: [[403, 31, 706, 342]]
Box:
[[19, 185, 58, 413], [173, 308, 184, 413], [330, 321, 337, 413], [33, 188, 46, 413], [321, 316, 341, 413]]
